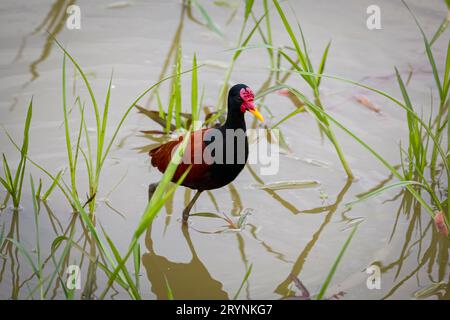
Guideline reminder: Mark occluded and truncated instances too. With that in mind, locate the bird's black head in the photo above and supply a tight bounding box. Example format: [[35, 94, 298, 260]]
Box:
[[227, 84, 264, 122]]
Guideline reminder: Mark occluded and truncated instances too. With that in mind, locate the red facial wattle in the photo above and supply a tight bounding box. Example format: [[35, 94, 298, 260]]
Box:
[[239, 87, 255, 112], [239, 87, 264, 122]]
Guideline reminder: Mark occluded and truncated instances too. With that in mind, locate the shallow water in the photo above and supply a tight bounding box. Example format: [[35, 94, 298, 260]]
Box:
[[0, 0, 449, 299]]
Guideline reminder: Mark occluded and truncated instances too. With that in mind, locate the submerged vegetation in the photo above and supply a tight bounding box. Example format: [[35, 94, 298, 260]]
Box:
[[0, 0, 449, 299]]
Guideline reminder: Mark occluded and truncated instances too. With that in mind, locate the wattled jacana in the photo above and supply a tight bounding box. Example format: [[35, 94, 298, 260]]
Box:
[[149, 84, 264, 223]]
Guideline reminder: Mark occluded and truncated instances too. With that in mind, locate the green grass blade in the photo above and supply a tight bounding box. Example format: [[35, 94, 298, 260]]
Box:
[[233, 264, 253, 300], [402, 0, 443, 99], [97, 70, 114, 179], [430, 17, 449, 47], [101, 225, 141, 299], [395, 68, 414, 110], [175, 47, 182, 129], [277, 49, 314, 88], [156, 91, 165, 120], [192, 0, 224, 37], [443, 40, 450, 100], [73, 102, 85, 186], [166, 91, 175, 133], [272, 0, 308, 72], [316, 225, 358, 300], [317, 41, 331, 87], [2, 154, 14, 189], [292, 8, 313, 73], [42, 170, 63, 201], [272, 108, 302, 129], [164, 275, 174, 300], [133, 242, 141, 292], [61, 55, 76, 195], [263, 0, 274, 68], [395, 68, 422, 161], [13, 99, 32, 207], [0, 177, 13, 196], [345, 181, 424, 208], [79, 100, 94, 188], [191, 53, 198, 124], [35, 178, 42, 200], [244, 0, 255, 21], [51, 36, 101, 142], [233, 11, 268, 62], [30, 175, 44, 299]]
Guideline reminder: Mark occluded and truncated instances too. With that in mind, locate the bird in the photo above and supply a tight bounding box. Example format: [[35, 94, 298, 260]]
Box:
[[149, 84, 264, 223]]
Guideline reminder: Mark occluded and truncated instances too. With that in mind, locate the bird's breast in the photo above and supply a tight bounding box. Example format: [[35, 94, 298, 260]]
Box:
[[204, 127, 249, 189]]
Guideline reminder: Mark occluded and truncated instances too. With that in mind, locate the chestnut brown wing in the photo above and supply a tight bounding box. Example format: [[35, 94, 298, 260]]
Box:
[[149, 128, 212, 188]]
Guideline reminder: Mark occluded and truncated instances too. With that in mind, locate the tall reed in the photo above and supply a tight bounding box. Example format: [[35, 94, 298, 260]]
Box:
[[272, 0, 353, 178]]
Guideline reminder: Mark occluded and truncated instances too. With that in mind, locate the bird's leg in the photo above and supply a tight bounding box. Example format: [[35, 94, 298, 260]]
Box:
[[148, 182, 159, 201], [182, 190, 203, 223]]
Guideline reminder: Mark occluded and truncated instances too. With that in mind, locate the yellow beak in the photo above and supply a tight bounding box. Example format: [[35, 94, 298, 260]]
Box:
[[249, 108, 264, 122]]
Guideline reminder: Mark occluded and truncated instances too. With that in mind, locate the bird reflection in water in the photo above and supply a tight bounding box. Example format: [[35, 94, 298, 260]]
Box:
[[142, 220, 229, 300]]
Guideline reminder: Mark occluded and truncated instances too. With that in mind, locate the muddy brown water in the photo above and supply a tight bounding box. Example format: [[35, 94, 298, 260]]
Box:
[[0, 0, 449, 299]]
